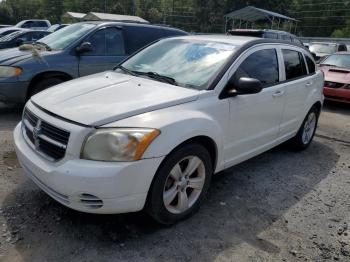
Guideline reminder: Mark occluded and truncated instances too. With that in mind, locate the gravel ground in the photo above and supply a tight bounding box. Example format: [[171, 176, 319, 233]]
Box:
[[0, 101, 349, 262]]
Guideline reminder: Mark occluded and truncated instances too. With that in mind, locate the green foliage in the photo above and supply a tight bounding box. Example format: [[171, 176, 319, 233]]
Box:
[[0, 0, 349, 37]]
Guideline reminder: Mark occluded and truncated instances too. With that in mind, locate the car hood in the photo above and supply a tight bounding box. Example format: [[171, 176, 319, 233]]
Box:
[[0, 46, 54, 65], [321, 66, 350, 84], [31, 71, 200, 126]]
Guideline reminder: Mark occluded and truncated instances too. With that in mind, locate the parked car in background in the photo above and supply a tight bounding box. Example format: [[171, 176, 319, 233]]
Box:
[[319, 52, 350, 104], [0, 25, 12, 29], [309, 42, 347, 61], [0, 27, 26, 37], [228, 29, 303, 45], [14, 35, 323, 224], [15, 20, 51, 30], [0, 21, 188, 104], [47, 24, 69, 33], [0, 30, 50, 49]]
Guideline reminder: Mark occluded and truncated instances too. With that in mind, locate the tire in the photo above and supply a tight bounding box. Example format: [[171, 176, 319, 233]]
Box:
[[28, 77, 64, 100], [146, 144, 213, 225], [288, 106, 320, 151]]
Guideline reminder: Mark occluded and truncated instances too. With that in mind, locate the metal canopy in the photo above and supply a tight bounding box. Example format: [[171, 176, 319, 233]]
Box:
[[225, 6, 297, 22], [63, 12, 87, 20], [83, 12, 149, 23]]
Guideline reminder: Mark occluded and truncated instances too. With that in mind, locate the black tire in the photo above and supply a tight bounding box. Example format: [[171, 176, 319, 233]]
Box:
[[288, 106, 320, 151], [146, 144, 213, 225], [28, 77, 64, 100]]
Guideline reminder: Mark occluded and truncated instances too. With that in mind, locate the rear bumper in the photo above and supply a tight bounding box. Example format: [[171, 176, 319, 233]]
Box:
[[0, 81, 29, 104], [324, 87, 350, 104]]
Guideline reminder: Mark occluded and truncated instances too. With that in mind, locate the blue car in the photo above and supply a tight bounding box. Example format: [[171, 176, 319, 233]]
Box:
[[0, 21, 187, 104]]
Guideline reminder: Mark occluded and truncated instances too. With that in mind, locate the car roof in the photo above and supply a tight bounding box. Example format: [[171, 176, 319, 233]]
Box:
[[168, 34, 308, 47], [78, 21, 186, 33], [230, 29, 297, 36]]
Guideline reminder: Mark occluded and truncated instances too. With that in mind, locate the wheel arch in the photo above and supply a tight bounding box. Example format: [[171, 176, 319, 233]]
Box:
[[26, 71, 74, 99]]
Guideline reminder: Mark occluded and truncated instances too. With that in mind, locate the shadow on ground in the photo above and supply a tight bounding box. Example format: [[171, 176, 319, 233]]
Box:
[[1, 140, 338, 261]]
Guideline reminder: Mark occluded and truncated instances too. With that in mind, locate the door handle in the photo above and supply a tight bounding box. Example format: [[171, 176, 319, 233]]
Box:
[[306, 82, 312, 87], [272, 90, 285, 98]]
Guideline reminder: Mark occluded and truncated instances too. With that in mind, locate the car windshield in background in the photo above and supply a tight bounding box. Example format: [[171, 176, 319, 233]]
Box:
[[39, 23, 96, 50], [309, 44, 337, 54], [121, 39, 237, 89], [321, 54, 350, 69], [0, 31, 22, 42]]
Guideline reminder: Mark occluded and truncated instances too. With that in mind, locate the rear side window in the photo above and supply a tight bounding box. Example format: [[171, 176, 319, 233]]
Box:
[[305, 55, 316, 74], [34, 21, 48, 27], [281, 35, 292, 42], [233, 49, 279, 87], [124, 26, 163, 54], [282, 49, 307, 80]]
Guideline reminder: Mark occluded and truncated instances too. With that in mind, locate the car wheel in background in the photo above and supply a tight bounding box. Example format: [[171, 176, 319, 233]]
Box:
[[288, 106, 320, 151], [28, 77, 64, 100], [146, 144, 213, 225]]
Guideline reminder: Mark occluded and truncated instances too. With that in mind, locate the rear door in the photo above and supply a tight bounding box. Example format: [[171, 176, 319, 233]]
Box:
[[278, 47, 313, 138], [78, 27, 126, 76], [225, 45, 286, 166]]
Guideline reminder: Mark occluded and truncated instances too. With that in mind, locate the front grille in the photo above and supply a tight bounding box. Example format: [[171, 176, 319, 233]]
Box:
[[22, 108, 70, 161], [324, 81, 345, 89]]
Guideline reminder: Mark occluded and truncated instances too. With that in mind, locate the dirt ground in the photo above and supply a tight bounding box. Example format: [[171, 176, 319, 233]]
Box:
[[0, 101, 349, 262]]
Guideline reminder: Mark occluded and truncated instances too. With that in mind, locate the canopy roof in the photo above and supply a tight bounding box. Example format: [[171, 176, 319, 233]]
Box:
[[225, 6, 297, 22], [83, 12, 149, 23], [63, 12, 86, 20]]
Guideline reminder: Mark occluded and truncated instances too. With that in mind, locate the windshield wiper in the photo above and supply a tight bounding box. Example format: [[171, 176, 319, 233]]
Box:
[[115, 65, 137, 76], [134, 71, 178, 86], [35, 41, 52, 51]]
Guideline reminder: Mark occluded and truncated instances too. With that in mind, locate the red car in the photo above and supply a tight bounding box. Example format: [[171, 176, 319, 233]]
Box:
[[319, 52, 350, 104]]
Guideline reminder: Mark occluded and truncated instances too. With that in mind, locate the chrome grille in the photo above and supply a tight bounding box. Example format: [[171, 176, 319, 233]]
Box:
[[22, 108, 70, 161]]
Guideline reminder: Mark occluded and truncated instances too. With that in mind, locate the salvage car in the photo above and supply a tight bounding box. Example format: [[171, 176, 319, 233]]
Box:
[[320, 52, 350, 103], [14, 35, 324, 224], [309, 42, 347, 61], [0, 21, 187, 104], [0, 30, 50, 49]]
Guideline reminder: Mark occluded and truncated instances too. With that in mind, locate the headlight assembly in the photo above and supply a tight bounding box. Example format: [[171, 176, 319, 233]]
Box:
[[81, 128, 160, 162], [0, 66, 22, 78]]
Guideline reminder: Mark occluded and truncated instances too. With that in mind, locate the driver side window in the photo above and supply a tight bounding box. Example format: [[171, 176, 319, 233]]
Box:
[[83, 28, 125, 56], [232, 49, 279, 88]]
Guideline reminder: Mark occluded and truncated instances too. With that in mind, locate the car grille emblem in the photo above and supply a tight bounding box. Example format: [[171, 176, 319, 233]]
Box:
[[33, 119, 42, 149]]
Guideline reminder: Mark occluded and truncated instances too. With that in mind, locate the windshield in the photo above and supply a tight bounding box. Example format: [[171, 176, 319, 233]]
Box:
[[321, 54, 350, 69], [38, 23, 96, 50], [121, 38, 237, 89], [0, 31, 23, 42], [309, 43, 337, 54]]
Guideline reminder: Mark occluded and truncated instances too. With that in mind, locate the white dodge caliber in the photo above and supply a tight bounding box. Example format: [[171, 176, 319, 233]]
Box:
[[14, 35, 324, 224]]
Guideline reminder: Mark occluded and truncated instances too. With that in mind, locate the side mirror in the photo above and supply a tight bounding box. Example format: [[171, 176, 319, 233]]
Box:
[[16, 38, 24, 46], [225, 77, 263, 97], [76, 42, 92, 54]]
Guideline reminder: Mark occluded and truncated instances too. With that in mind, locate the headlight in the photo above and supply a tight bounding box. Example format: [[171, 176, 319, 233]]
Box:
[[0, 66, 22, 78], [81, 128, 160, 162]]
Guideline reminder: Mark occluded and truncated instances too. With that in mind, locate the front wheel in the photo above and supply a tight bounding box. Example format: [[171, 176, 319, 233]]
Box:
[[288, 106, 320, 150], [146, 144, 212, 225]]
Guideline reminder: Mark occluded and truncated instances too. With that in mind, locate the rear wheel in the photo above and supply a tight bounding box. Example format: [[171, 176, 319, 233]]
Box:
[[146, 144, 212, 225], [288, 106, 319, 150], [28, 77, 65, 100]]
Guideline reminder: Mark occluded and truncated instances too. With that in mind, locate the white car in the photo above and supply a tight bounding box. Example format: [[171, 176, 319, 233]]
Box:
[[14, 35, 324, 224]]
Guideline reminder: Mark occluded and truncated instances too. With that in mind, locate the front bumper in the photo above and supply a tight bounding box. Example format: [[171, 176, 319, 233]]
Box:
[[324, 87, 350, 104], [14, 123, 164, 214], [0, 81, 29, 104]]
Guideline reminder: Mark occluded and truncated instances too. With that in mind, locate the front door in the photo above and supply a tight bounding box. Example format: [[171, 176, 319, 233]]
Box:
[[78, 27, 126, 77], [224, 47, 286, 167]]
